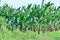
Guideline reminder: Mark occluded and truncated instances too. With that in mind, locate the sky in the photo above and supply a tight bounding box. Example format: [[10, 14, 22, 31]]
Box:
[[0, 0, 60, 8]]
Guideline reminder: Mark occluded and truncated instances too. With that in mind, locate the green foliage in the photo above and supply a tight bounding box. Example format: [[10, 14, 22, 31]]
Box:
[[0, 0, 60, 40], [0, 0, 60, 32], [0, 16, 6, 24]]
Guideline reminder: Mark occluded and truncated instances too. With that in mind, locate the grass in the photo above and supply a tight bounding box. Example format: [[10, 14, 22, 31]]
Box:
[[0, 29, 60, 40]]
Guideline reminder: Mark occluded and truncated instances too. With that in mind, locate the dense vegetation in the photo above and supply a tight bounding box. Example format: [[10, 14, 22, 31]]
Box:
[[0, 0, 60, 34]]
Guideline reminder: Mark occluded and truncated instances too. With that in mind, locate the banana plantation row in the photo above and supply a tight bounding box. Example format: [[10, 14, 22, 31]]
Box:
[[0, 0, 60, 34]]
